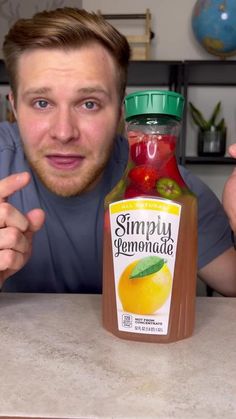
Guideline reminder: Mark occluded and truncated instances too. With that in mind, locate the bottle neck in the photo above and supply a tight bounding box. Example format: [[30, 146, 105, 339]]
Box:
[[123, 116, 188, 199], [126, 115, 181, 136], [126, 116, 181, 166]]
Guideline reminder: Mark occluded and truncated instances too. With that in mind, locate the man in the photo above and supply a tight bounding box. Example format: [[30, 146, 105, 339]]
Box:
[[223, 144, 236, 234], [0, 7, 235, 295]]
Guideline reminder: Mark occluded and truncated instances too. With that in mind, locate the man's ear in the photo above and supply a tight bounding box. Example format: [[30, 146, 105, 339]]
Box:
[[8, 91, 17, 120]]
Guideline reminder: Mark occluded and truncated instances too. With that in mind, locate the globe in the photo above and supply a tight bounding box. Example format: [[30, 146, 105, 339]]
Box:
[[192, 0, 236, 58]]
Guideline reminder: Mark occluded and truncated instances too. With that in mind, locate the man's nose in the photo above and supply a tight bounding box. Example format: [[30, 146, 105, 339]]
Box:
[[49, 108, 79, 142]]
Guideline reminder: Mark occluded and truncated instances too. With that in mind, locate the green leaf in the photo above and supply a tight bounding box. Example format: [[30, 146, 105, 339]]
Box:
[[216, 117, 226, 132], [130, 256, 165, 279], [208, 101, 221, 126], [189, 102, 208, 130]]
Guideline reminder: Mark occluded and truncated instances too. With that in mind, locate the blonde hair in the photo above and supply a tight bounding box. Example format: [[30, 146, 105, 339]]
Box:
[[3, 7, 131, 102]]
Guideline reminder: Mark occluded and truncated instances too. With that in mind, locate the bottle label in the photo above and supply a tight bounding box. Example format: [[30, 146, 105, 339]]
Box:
[[109, 198, 181, 335]]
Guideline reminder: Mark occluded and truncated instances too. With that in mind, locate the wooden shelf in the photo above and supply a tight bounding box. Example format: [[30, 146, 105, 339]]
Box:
[[99, 9, 153, 60]]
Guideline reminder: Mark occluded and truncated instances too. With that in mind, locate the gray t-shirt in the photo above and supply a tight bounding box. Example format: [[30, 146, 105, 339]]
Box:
[[0, 122, 233, 292]]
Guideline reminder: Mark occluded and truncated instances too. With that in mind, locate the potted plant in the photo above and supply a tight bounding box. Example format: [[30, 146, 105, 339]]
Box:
[[189, 101, 226, 156]]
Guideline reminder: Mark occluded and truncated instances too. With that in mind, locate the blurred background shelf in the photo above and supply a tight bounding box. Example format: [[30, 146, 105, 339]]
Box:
[[185, 156, 236, 164], [0, 60, 9, 84], [127, 60, 182, 92], [183, 60, 236, 86]]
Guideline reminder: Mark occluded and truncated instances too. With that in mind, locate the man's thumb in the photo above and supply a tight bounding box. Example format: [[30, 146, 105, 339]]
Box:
[[26, 208, 46, 232]]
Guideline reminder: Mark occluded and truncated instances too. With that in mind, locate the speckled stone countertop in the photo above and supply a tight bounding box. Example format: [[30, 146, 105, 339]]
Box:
[[0, 294, 235, 419]]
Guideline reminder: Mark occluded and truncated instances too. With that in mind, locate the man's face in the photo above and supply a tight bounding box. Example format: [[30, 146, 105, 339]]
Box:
[[10, 44, 122, 197]]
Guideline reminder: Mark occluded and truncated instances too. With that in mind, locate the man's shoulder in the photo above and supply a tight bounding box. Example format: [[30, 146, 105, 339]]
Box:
[[0, 121, 27, 178], [178, 164, 211, 197], [114, 134, 129, 162], [0, 121, 21, 151], [106, 135, 129, 189]]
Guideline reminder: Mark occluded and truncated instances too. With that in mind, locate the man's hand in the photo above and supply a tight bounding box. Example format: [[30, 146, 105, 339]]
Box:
[[228, 143, 236, 158], [0, 172, 45, 287], [222, 144, 236, 232]]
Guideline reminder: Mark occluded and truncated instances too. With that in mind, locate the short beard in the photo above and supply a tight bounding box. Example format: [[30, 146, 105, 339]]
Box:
[[34, 163, 107, 197], [24, 145, 114, 198]]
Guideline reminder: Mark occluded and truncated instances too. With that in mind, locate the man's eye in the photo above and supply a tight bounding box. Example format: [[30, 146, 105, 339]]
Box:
[[83, 101, 97, 110], [35, 100, 49, 109]]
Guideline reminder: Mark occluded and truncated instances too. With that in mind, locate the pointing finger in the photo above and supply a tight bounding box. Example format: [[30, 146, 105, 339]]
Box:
[[0, 172, 30, 202]]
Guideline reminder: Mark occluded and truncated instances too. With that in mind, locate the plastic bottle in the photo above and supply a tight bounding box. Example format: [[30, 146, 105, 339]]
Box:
[[103, 90, 197, 343]]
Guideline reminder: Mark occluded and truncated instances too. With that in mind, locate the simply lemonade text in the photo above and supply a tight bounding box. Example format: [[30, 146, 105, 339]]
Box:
[[113, 213, 174, 257]]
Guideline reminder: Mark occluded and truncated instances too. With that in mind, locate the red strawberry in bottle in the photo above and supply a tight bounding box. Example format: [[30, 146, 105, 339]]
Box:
[[130, 134, 176, 166], [130, 135, 151, 165], [128, 165, 159, 193], [156, 134, 176, 162]]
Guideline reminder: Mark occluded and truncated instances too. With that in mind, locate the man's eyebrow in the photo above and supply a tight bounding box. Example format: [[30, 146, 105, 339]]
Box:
[[23, 87, 51, 97], [23, 86, 110, 98], [76, 87, 110, 97]]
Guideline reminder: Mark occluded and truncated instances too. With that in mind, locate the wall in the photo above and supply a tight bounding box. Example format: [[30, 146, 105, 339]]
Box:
[[0, 0, 227, 61], [84, 0, 223, 60]]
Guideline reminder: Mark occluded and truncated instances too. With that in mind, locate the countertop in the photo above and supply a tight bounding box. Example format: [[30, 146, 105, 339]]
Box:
[[0, 293, 235, 419]]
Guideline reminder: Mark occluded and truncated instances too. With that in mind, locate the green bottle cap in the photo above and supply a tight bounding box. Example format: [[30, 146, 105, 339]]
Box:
[[124, 90, 185, 121]]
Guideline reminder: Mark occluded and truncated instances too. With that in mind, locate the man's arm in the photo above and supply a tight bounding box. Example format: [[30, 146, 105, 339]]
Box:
[[179, 165, 236, 297], [198, 247, 236, 297], [222, 144, 236, 232]]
